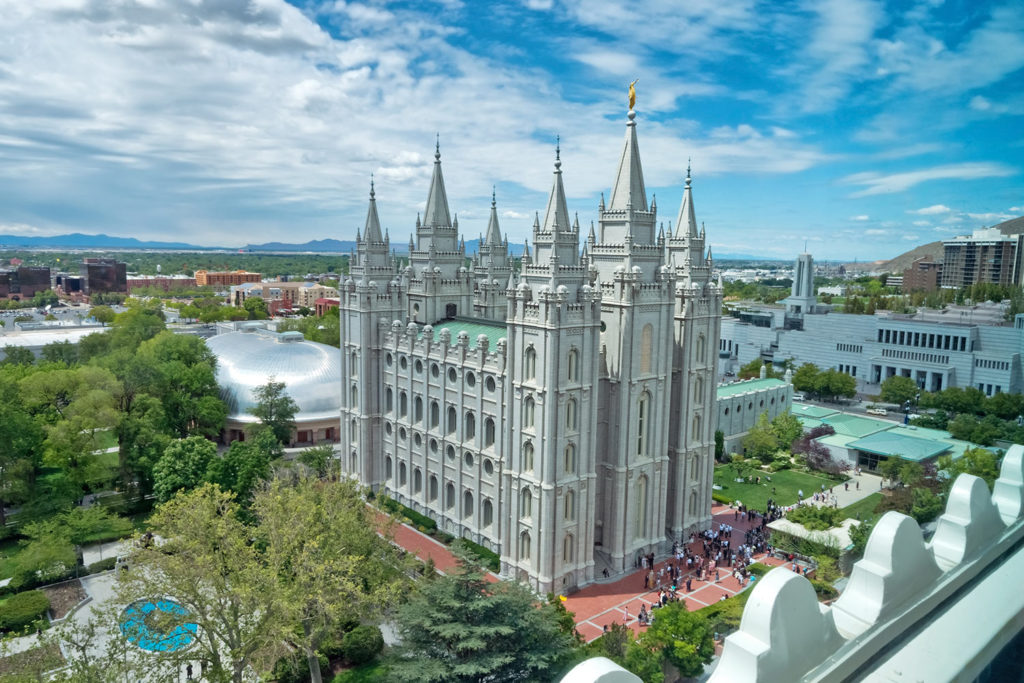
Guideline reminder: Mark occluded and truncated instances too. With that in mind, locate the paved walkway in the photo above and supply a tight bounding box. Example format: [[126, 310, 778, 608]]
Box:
[[796, 470, 883, 509], [375, 510, 499, 583]]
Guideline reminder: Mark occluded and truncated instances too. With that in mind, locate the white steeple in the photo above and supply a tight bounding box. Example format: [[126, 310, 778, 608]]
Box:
[[607, 110, 647, 212], [363, 176, 384, 243], [541, 140, 571, 233], [423, 136, 452, 229], [485, 187, 503, 246], [676, 161, 698, 238]]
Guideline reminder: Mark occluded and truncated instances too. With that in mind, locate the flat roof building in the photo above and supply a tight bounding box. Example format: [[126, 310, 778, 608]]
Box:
[[195, 270, 261, 287]]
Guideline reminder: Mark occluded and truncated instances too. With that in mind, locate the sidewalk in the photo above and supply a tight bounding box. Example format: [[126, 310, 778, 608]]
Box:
[[797, 470, 882, 509]]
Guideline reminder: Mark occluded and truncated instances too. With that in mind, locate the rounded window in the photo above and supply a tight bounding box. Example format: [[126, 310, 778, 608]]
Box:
[[466, 372, 476, 387], [431, 363, 440, 378], [484, 459, 494, 476], [414, 433, 422, 447], [446, 445, 455, 461], [464, 452, 474, 468], [400, 356, 408, 370], [430, 438, 438, 454], [386, 353, 393, 367], [486, 376, 496, 392], [600, 321, 607, 332], [398, 427, 407, 441], [415, 359, 423, 374], [448, 368, 457, 383], [385, 422, 393, 436]]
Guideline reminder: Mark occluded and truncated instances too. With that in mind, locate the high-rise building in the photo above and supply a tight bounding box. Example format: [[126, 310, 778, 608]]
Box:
[[901, 256, 942, 292], [80, 258, 127, 295], [0, 266, 52, 300], [339, 109, 722, 593], [941, 228, 1023, 289], [194, 270, 261, 287]]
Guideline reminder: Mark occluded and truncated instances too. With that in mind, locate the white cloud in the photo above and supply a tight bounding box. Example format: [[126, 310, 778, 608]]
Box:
[[522, 0, 554, 9], [851, 215, 870, 221], [844, 164, 1015, 198], [912, 220, 930, 227], [1010, 206, 1024, 213], [502, 210, 530, 219], [902, 233, 920, 240], [967, 212, 1013, 223], [907, 204, 952, 215], [865, 228, 887, 235]]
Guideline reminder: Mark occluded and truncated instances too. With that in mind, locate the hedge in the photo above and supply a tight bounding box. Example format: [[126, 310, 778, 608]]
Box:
[[86, 557, 117, 575], [745, 562, 771, 577], [0, 590, 50, 632], [461, 539, 500, 573], [712, 491, 732, 504], [341, 625, 384, 666]]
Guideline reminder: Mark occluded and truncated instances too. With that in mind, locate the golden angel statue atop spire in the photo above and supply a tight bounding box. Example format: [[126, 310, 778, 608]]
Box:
[[628, 79, 638, 110]]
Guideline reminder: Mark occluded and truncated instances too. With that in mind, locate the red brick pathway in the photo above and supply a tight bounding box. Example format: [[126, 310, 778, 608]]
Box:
[[376, 510, 499, 583]]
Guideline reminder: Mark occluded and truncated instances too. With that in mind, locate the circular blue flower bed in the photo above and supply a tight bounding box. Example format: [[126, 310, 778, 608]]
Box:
[[119, 599, 198, 653]]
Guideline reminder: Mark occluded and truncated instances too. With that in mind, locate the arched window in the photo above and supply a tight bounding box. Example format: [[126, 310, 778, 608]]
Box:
[[564, 489, 575, 521], [696, 334, 706, 362], [430, 401, 440, 429], [447, 406, 457, 434], [414, 468, 422, 494], [692, 414, 702, 440], [463, 491, 474, 519], [520, 531, 531, 560], [350, 451, 357, 472], [636, 392, 650, 457], [350, 351, 358, 376], [521, 488, 532, 518], [564, 443, 576, 474], [566, 398, 577, 431], [690, 454, 700, 481], [483, 498, 493, 527], [523, 442, 534, 473], [525, 347, 536, 380], [399, 391, 408, 418], [484, 418, 495, 447], [634, 475, 648, 537], [689, 489, 698, 516], [568, 349, 579, 381], [429, 475, 438, 501], [446, 482, 455, 510], [464, 412, 476, 441], [399, 462, 407, 487], [563, 534, 574, 564], [524, 396, 535, 428], [694, 376, 704, 404], [641, 323, 653, 373], [350, 385, 358, 408], [414, 397, 423, 423], [350, 419, 357, 444], [386, 388, 393, 413], [385, 456, 393, 480]]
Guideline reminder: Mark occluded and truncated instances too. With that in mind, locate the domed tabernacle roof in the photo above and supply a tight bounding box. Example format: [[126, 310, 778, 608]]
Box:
[[205, 327, 341, 423]]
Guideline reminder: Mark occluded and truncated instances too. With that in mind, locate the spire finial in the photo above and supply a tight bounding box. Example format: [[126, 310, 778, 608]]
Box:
[[554, 135, 561, 170], [370, 173, 375, 199], [686, 158, 692, 187], [435, 133, 440, 160], [492, 185, 496, 208]]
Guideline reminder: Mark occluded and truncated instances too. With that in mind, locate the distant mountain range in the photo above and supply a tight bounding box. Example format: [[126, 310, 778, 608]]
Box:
[[0, 231, 776, 261]]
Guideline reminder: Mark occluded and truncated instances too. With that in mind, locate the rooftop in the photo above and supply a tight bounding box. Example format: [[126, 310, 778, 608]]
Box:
[[716, 377, 787, 398], [845, 431, 952, 462], [428, 317, 507, 350], [821, 414, 892, 438], [790, 404, 841, 420]]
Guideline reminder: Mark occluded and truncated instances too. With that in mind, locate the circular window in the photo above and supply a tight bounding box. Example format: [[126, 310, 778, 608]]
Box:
[[430, 438, 438, 454], [413, 303, 420, 315], [484, 459, 494, 476], [464, 452, 474, 468], [431, 363, 440, 378], [466, 372, 476, 387], [400, 356, 408, 370], [415, 359, 423, 374], [386, 353, 393, 367], [399, 427, 407, 441], [446, 445, 455, 461], [486, 376, 496, 392], [448, 368, 457, 383], [385, 422, 393, 436], [414, 433, 422, 447]]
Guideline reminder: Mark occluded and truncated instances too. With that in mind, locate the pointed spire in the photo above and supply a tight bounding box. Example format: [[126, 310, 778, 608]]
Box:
[[506, 271, 516, 290], [599, 192, 605, 211], [363, 176, 384, 243], [356, 228, 361, 242], [485, 187, 503, 246], [706, 245, 713, 262], [541, 141, 571, 233], [676, 161, 698, 238], [608, 110, 647, 212], [588, 221, 596, 243], [651, 194, 657, 212], [533, 212, 540, 230], [423, 136, 452, 228], [522, 239, 532, 263], [416, 212, 421, 228], [453, 213, 459, 229], [572, 212, 580, 232]]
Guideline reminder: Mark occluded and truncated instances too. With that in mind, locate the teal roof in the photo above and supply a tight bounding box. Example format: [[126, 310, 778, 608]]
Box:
[[797, 416, 824, 430], [790, 404, 840, 419], [717, 378, 787, 398], [822, 414, 891, 438], [817, 433, 863, 449], [430, 318, 507, 350], [847, 431, 952, 462]]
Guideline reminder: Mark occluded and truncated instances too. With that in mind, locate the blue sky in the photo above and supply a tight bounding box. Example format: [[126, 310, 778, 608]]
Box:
[[0, 0, 1021, 260]]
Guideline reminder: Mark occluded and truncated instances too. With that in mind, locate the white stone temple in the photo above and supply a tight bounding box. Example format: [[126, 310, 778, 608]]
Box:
[[338, 108, 722, 593]]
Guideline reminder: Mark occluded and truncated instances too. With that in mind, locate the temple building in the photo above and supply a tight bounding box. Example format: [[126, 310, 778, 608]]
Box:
[[339, 108, 722, 593]]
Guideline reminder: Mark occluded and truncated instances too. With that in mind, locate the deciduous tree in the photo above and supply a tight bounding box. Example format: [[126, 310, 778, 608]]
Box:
[[249, 378, 298, 445]]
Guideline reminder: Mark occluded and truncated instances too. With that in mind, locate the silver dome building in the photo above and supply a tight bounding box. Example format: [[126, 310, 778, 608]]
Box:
[[205, 324, 341, 445]]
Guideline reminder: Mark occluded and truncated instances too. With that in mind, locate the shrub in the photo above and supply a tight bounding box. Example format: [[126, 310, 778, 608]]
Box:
[[86, 557, 117, 574], [0, 590, 50, 632], [460, 539, 500, 573], [811, 579, 838, 601], [341, 625, 384, 666], [786, 505, 843, 531], [712, 492, 731, 504], [745, 562, 770, 577], [272, 652, 329, 683]]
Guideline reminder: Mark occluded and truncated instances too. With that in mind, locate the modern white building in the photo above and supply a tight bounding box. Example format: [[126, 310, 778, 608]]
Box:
[[339, 109, 722, 593]]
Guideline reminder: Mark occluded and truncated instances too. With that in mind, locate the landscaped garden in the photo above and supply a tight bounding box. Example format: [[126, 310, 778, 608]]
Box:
[[713, 465, 837, 510]]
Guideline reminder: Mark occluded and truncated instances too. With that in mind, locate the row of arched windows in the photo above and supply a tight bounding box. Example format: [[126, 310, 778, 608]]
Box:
[[385, 390, 497, 447], [519, 441, 578, 474], [383, 459, 495, 526], [522, 347, 581, 382], [514, 531, 576, 566]]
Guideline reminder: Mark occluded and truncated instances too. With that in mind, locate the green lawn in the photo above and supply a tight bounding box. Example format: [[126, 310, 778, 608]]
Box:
[[713, 465, 837, 511], [840, 492, 883, 524]]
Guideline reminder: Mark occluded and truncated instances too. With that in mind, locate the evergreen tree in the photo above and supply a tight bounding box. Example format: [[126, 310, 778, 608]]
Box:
[[388, 550, 575, 682]]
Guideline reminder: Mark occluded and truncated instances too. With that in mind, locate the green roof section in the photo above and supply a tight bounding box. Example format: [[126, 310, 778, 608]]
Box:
[[716, 378, 787, 398], [822, 414, 891, 438], [790, 404, 840, 419], [847, 431, 952, 462], [817, 433, 863, 449], [797, 416, 824, 430], [429, 317, 507, 350]]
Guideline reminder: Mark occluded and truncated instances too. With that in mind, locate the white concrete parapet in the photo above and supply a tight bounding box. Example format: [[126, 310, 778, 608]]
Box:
[[709, 444, 1024, 683]]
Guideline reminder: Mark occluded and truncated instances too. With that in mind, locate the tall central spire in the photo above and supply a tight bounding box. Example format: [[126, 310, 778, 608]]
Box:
[[485, 187, 503, 245], [675, 161, 698, 238], [363, 176, 384, 243], [541, 138, 571, 233], [607, 110, 647, 212], [423, 136, 452, 228]]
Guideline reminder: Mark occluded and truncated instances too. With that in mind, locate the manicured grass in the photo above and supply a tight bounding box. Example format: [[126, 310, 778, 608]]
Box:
[[840, 492, 883, 524], [713, 465, 837, 511], [332, 661, 390, 683]]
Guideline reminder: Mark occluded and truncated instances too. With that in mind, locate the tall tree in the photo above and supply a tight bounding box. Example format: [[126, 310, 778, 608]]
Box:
[[255, 477, 409, 683], [0, 372, 43, 526], [742, 412, 780, 463], [152, 436, 217, 503], [205, 430, 277, 505], [880, 376, 918, 406], [388, 550, 575, 682], [249, 378, 298, 445], [770, 412, 804, 448], [637, 601, 715, 679], [791, 363, 821, 395]]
